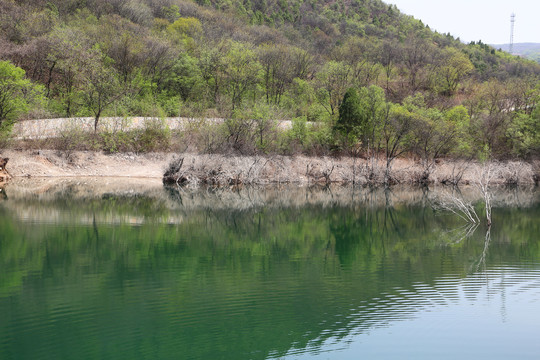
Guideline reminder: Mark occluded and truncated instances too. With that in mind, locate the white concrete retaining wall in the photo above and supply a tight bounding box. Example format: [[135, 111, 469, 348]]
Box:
[[12, 117, 293, 140]]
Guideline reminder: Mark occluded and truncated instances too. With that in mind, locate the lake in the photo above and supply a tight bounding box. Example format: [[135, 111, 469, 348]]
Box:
[[1, 179, 539, 359]]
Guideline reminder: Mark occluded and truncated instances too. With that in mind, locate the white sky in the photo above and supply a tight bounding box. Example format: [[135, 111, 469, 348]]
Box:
[[387, 0, 540, 44]]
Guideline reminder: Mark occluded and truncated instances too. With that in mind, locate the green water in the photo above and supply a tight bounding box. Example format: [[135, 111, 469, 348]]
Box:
[[1, 180, 539, 359]]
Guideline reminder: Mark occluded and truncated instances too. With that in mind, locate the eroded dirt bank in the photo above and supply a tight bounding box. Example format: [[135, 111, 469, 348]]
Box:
[[0, 150, 174, 178], [0, 150, 538, 186]]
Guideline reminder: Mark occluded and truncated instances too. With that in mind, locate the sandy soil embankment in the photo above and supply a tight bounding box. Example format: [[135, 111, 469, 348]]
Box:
[[1, 150, 174, 178], [1, 149, 538, 186]]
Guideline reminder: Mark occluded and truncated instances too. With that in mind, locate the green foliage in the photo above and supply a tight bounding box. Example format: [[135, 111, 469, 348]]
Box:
[[335, 87, 362, 140], [168, 17, 202, 37], [0, 61, 44, 137], [409, 103, 470, 172], [289, 116, 309, 146], [316, 61, 351, 116], [166, 17, 203, 49], [162, 53, 203, 101], [135, 118, 172, 152], [224, 41, 262, 110], [435, 48, 474, 95], [356, 85, 388, 147], [506, 111, 540, 157], [54, 117, 171, 154]]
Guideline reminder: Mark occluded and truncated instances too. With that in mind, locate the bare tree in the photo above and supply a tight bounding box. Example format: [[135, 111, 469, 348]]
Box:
[[474, 162, 498, 226]]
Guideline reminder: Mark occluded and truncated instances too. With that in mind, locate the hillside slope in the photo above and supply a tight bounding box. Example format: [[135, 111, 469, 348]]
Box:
[[0, 0, 539, 159]]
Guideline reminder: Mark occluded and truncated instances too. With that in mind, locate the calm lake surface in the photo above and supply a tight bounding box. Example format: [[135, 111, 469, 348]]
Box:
[[1, 179, 539, 359]]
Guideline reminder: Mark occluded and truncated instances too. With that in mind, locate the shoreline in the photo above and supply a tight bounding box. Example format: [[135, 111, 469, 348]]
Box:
[[1, 149, 538, 187]]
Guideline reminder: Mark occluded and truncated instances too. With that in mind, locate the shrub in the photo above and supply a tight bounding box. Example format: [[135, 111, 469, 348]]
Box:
[[134, 118, 171, 152]]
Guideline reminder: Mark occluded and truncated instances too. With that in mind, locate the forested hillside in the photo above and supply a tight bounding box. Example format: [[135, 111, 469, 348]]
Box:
[[1, 0, 539, 159]]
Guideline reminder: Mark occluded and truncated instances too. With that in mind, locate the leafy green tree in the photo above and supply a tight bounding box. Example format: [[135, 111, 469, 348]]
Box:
[[45, 26, 88, 116], [506, 110, 540, 157], [223, 41, 262, 110], [335, 85, 389, 174], [166, 17, 203, 50], [436, 48, 473, 96], [335, 87, 362, 140], [167, 17, 203, 38], [162, 53, 203, 101], [315, 61, 351, 116], [199, 45, 227, 108], [358, 85, 387, 151], [334, 85, 389, 160], [410, 104, 470, 182], [0, 61, 44, 136]]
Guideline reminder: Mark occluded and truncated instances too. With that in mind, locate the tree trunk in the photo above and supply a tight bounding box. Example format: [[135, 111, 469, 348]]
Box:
[[94, 111, 101, 133]]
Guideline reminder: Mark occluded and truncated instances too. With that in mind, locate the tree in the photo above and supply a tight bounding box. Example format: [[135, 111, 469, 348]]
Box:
[[143, 37, 178, 96], [45, 25, 88, 116], [358, 85, 387, 151], [315, 61, 351, 116], [223, 41, 262, 110], [436, 48, 473, 96], [400, 34, 436, 92], [410, 105, 469, 183], [161, 53, 203, 101], [0, 61, 43, 135], [506, 110, 540, 157], [335, 87, 362, 141], [333, 37, 381, 88], [199, 45, 227, 109], [79, 50, 123, 131], [336, 85, 389, 176], [378, 39, 401, 93], [258, 44, 296, 106], [382, 104, 414, 185], [166, 16, 203, 50]]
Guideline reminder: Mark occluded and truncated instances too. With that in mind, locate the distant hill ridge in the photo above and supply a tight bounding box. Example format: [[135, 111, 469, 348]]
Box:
[[491, 43, 540, 62]]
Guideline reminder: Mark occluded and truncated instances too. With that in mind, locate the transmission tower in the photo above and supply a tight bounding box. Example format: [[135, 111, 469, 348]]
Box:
[[509, 13, 515, 55]]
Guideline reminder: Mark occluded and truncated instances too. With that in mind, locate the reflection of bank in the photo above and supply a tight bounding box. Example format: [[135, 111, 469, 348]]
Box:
[[0, 172, 8, 186], [0, 181, 539, 360], [0, 186, 6, 200]]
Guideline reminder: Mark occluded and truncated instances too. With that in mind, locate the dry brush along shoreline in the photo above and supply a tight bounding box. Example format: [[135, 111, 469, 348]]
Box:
[[161, 153, 540, 187]]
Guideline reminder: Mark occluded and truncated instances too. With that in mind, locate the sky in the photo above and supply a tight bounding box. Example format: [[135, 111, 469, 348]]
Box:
[[387, 0, 540, 44]]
